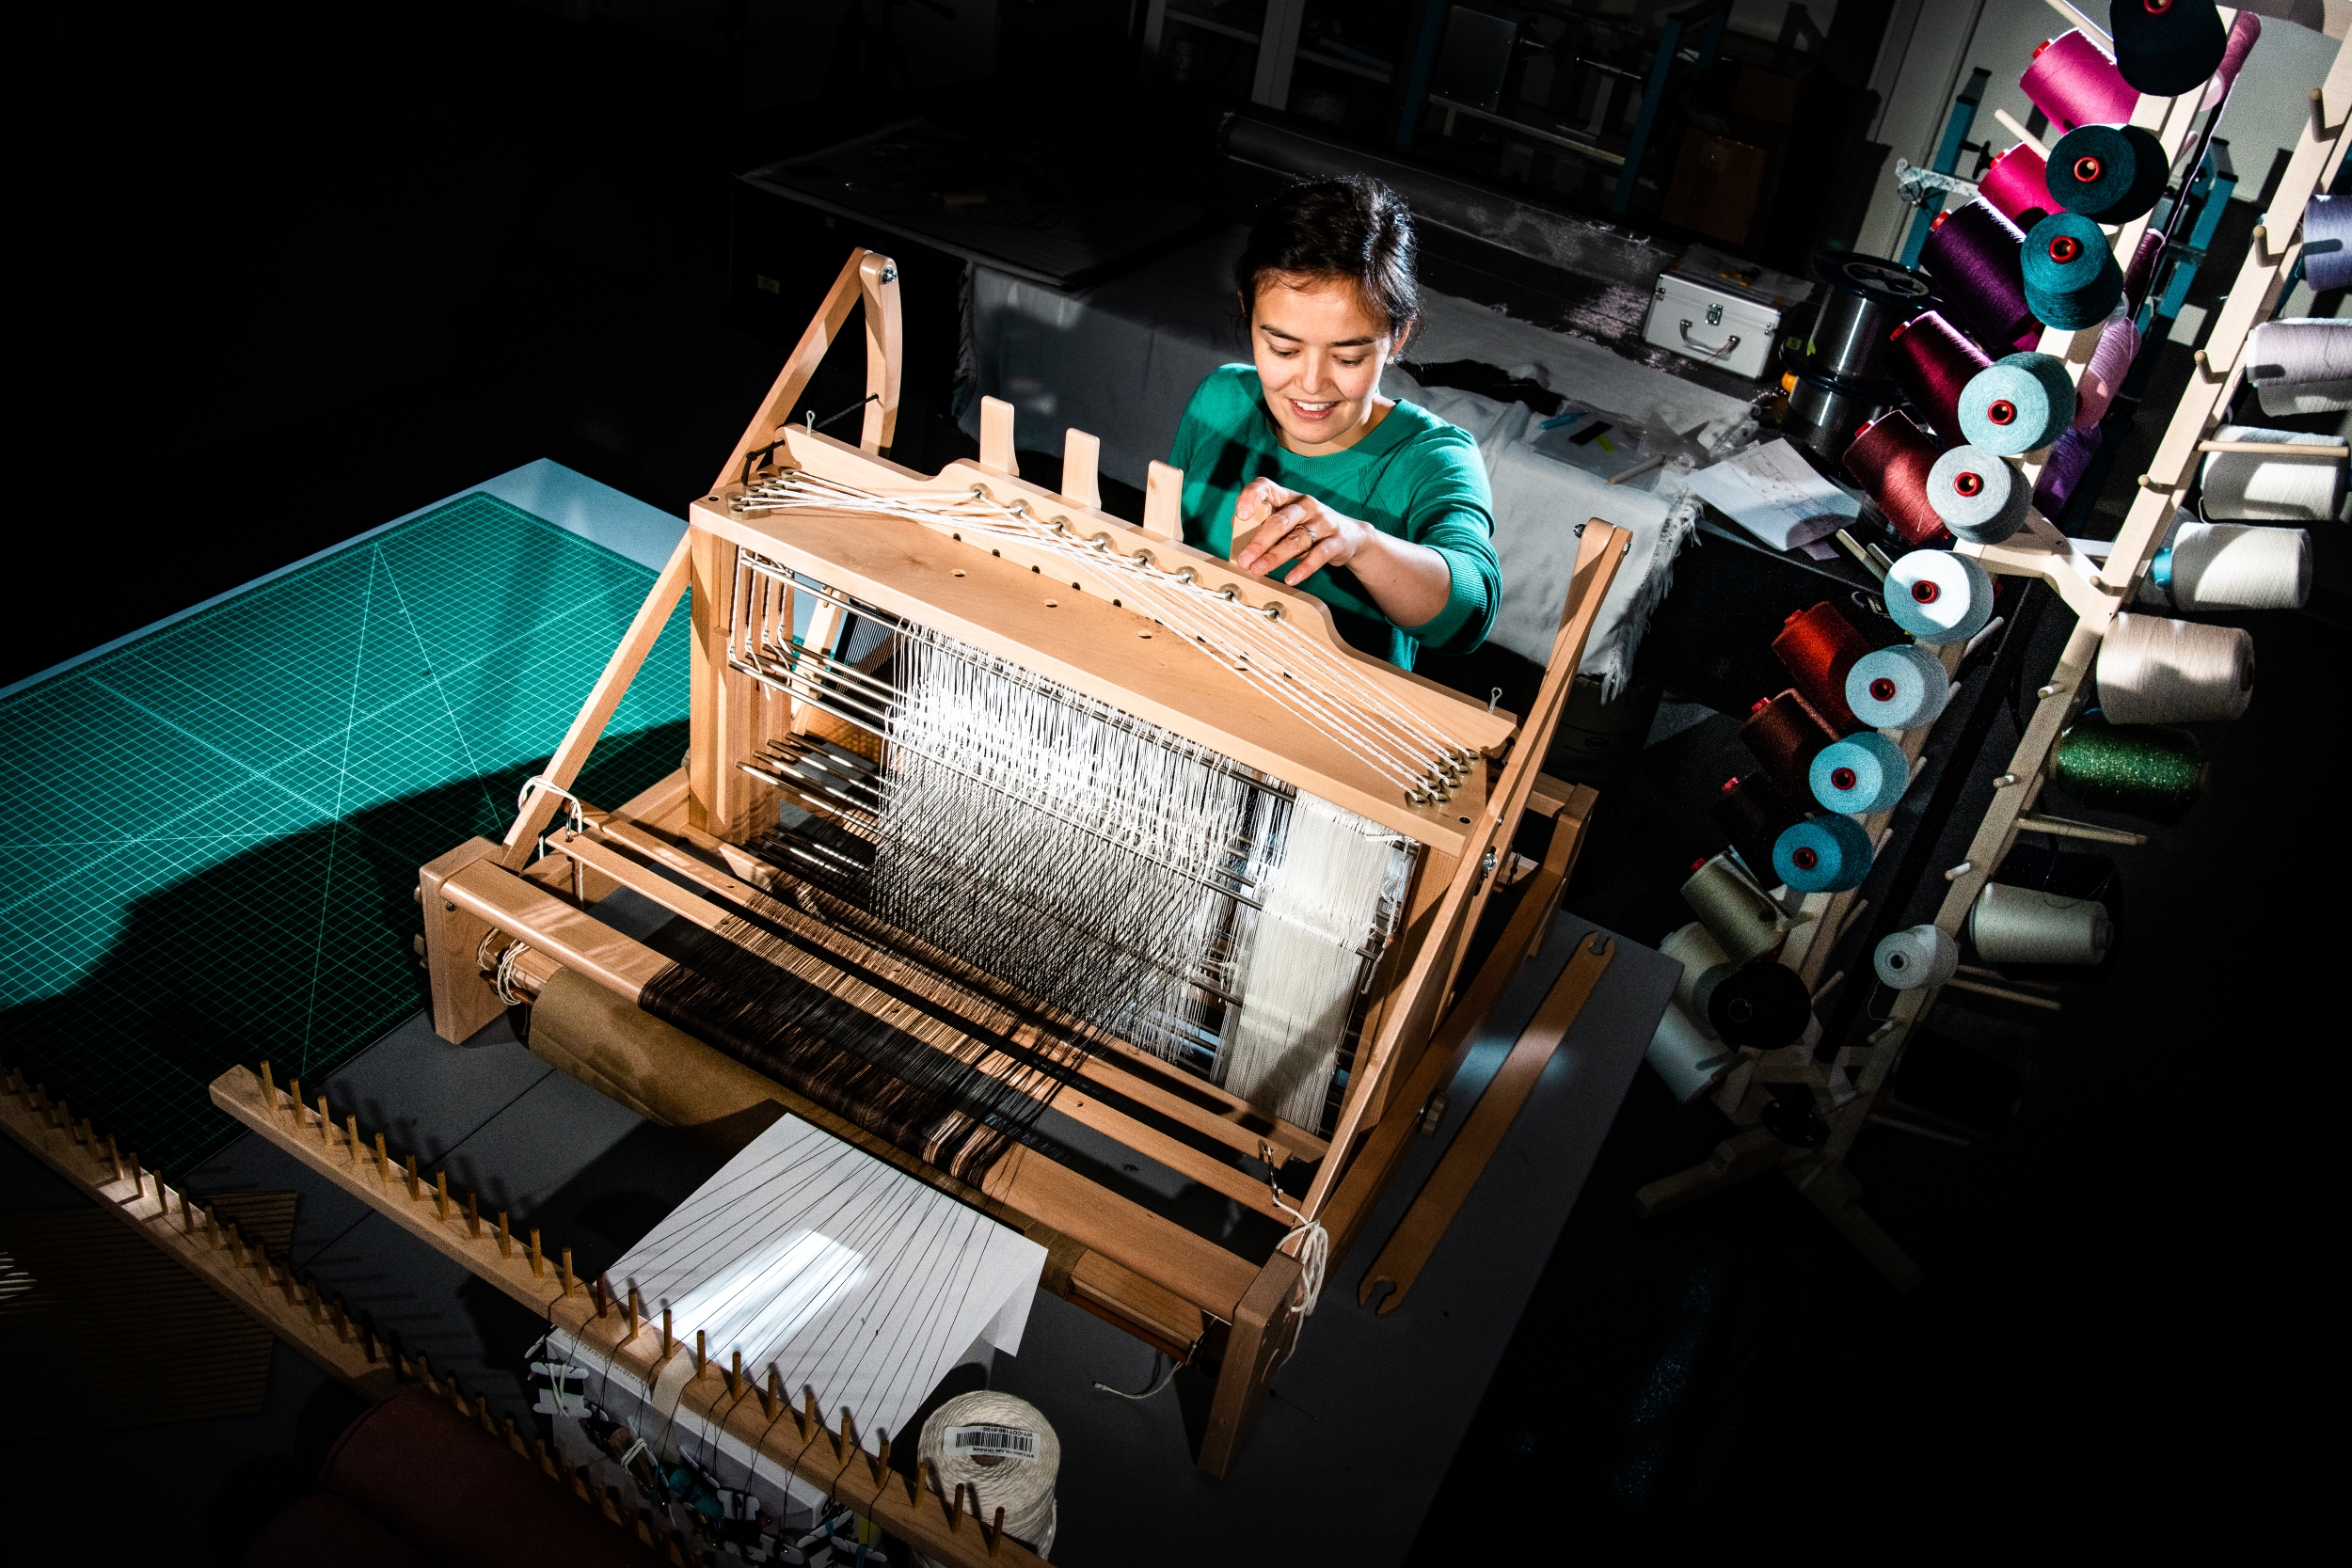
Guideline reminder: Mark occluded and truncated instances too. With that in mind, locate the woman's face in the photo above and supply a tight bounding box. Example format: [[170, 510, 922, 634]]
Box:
[[1247, 273, 1404, 453]]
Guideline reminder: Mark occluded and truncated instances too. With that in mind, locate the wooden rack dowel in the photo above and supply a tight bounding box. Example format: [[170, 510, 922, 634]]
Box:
[[2195, 439, 2346, 457]]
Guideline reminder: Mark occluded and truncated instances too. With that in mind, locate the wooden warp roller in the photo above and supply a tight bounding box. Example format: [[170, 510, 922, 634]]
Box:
[[418, 246, 1630, 1475]]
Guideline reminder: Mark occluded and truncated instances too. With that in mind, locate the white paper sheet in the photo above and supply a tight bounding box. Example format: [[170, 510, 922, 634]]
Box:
[[1682, 439, 1860, 552]]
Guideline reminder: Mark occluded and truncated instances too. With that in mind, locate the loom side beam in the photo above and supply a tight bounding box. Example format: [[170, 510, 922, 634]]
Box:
[[715, 247, 899, 496], [500, 533, 691, 874], [1300, 520, 1628, 1223]]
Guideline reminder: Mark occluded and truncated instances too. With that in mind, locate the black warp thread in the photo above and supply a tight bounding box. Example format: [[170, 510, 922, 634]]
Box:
[[639, 915, 1074, 1184]]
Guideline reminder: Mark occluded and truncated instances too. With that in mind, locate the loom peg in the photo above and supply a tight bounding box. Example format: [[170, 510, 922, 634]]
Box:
[[593, 1272, 611, 1318], [726, 1350, 740, 1397], [405, 1153, 420, 1200], [375, 1132, 389, 1181], [759, 1366, 777, 1418], [106, 1134, 124, 1184], [987, 1505, 1007, 1556], [499, 1210, 512, 1258], [287, 1077, 301, 1125], [317, 1095, 332, 1147], [260, 1059, 275, 1110], [801, 1387, 818, 1437], [561, 1246, 574, 1296], [530, 1227, 543, 1277], [694, 1329, 707, 1377], [435, 1169, 450, 1221], [467, 1189, 481, 1238], [127, 1151, 142, 1204], [661, 1307, 673, 1360], [835, 1406, 856, 1460], [347, 1115, 360, 1163]]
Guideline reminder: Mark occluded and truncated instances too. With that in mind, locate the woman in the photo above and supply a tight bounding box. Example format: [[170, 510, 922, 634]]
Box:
[[1167, 175, 1501, 671]]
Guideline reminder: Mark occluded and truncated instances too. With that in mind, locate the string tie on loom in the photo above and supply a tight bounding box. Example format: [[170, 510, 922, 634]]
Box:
[[1267, 1185, 1329, 1317]]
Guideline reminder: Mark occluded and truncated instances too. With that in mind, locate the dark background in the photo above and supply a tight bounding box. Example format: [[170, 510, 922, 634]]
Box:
[[13, 2, 2327, 1557]]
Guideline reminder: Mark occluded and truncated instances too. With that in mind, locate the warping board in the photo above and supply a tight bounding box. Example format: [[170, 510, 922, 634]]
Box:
[[0, 494, 689, 1173]]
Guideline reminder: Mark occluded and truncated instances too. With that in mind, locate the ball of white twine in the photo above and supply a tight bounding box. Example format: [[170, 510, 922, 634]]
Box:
[[915, 1390, 1059, 1561], [2095, 612, 2254, 724]]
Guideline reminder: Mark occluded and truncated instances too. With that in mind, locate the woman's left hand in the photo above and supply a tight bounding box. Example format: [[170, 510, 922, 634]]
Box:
[[1230, 478, 1367, 587]]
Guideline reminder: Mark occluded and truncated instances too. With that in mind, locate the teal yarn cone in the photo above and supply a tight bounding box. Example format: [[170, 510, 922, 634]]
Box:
[[1773, 814, 1874, 893], [1847, 643, 1952, 730], [1960, 353, 2075, 452], [1926, 443, 2029, 541], [2108, 0, 2226, 98], [2023, 212, 2123, 329], [1810, 732, 1913, 815], [2046, 122, 2168, 223]]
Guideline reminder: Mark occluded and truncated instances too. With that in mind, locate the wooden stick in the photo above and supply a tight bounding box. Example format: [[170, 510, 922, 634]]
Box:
[[467, 1189, 481, 1239], [530, 1227, 543, 1277], [259, 1059, 275, 1111], [106, 1133, 124, 1184], [627, 1286, 641, 1342], [498, 1210, 512, 1258], [560, 1246, 574, 1296], [728, 1349, 741, 1398], [128, 1151, 143, 1204], [404, 1153, 420, 1201], [2196, 439, 2344, 456], [694, 1329, 707, 1377], [435, 1169, 450, 1221], [2014, 813, 2150, 847], [374, 1132, 389, 1181], [287, 1077, 301, 1125], [1944, 975, 2064, 1010], [317, 1095, 332, 1148], [661, 1307, 674, 1361], [347, 1115, 361, 1163], [1142, 460, 1184, 541], [760, 1366, 778, 1418], [802, 1387, 818, 1438], [1994, 106, 2049, 159]]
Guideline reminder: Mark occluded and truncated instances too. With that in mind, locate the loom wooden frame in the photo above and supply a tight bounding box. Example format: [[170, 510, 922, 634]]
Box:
[[1634, 5, 2352, 1289], [418, 248, 1629, 1475]]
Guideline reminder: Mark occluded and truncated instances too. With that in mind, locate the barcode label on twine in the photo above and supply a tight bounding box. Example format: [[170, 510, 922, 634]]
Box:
[[944, 1424, 1039, 1462]]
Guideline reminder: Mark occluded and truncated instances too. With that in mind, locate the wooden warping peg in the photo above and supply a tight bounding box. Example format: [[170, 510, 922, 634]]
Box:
[[467, 1189, 481, 1239], [660, 1307, 673, 1360], [404, 1153, 420, 1200], [375, 1132, 389, 1182], [347, 1115, 361, 1164], [259, 1059, 275, 1109], [560, 1246, 574, 1296], [287, 1077, 301, 1124], [693, 1329, 707, 1377], [726, 1350, 740, 1398], [530, 1227, 543, 1277], [989, 1504, 1007, 1555], [317, 1095, 332, 1147], [867, 1430, 891, 1485], [106, 1134, 124, 1184], [800, 1387, 818, 1438], [758, 1366, 777, 1418], [498, 1210, 512, 1258], [505, 1416, 527, 1456], [435, 1170, 450, 1221], [626, 1286, 641, 1342]]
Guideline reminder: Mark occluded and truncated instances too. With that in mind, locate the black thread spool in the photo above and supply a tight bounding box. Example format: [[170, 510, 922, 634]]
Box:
[[1695, 959, 1814, 1049], [2046, 122, 2169, 224], [1710, 773, 1804, 888], [2108, 0, 2226, 97], [1740, 689, 1842, 803]]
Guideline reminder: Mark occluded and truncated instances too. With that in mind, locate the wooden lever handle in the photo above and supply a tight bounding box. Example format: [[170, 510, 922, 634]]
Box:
[[1357, 931, 1616, 1315]]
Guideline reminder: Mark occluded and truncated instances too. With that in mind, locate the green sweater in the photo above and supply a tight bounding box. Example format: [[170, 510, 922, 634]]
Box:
[[1167, 364, 1501, 669]]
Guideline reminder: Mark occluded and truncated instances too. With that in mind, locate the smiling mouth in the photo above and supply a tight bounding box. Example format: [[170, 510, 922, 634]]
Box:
[[1289, 399, 1338, 419]]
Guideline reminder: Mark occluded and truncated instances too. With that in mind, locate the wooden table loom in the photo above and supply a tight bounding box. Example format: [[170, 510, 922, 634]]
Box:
[[413, 248, 1629, 1480]]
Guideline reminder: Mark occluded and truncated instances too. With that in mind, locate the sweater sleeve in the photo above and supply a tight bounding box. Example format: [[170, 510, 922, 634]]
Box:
[[1393, 430, 1502, 657]]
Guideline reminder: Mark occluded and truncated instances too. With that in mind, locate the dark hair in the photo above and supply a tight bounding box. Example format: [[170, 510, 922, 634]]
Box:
[[1234, 175, 1421, 343]]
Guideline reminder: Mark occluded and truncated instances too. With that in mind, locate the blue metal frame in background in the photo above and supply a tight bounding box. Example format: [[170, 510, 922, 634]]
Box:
[[1899, 68, 1991, 266], [1613, 0, 1729, 214]]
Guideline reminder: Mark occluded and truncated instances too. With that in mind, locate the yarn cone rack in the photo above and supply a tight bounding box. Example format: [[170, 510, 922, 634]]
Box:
[[1635, 1, 2352, 1291]]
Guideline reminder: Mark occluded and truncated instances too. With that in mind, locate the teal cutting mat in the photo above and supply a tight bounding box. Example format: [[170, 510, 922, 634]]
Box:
[[0, 494, 690, 1174]]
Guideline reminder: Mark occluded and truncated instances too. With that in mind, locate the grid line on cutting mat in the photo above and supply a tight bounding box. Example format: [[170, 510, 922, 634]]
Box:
[[0, 495, 691, 1173]]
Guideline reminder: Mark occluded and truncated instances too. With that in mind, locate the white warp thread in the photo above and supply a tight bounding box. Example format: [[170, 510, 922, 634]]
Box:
[[2095, 611, 2255, 724], [1220, 792, 1410, 1130], [2199, 423, 2345, 521]]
